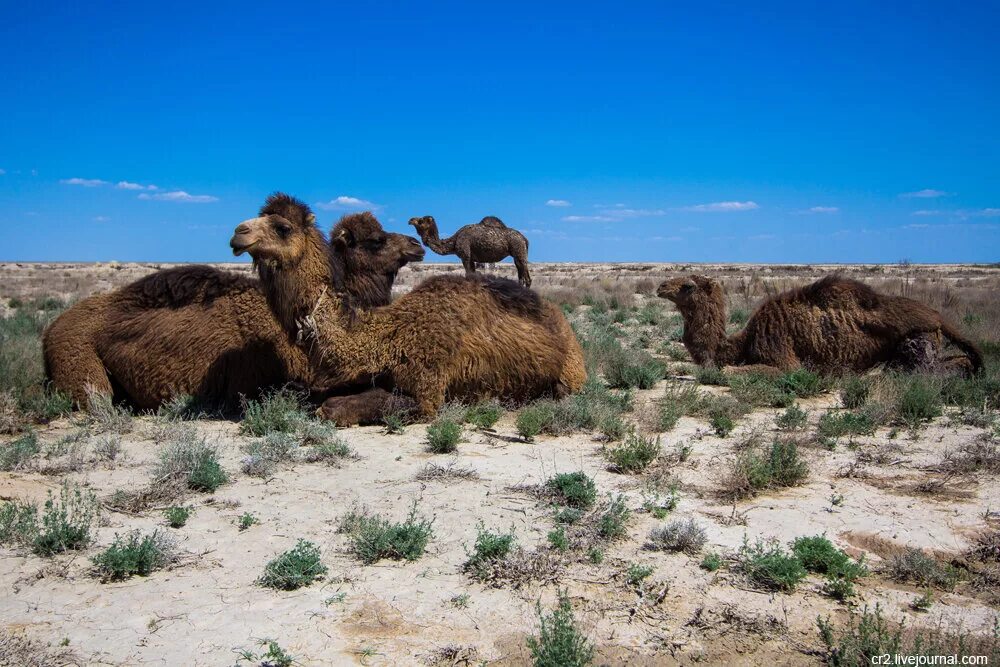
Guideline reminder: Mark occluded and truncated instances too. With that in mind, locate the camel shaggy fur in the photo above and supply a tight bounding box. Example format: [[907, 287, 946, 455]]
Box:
[[232, 194, 585, 418], [43, 214, 423, 410], [409, 215, 532, 287], [657, 274, 983, 376]]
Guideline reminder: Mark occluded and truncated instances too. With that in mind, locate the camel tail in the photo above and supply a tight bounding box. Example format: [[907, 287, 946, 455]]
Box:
[[941, 321, 984, 374]]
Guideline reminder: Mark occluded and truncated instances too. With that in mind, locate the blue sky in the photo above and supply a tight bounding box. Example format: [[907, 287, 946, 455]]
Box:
[[1, 1, 998, 263]]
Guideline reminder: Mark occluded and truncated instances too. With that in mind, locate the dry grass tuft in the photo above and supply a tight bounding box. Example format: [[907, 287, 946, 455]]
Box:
[[414, 461, 480, 482]]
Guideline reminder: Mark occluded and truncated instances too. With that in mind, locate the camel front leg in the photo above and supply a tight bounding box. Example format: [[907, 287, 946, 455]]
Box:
[[460, 256, 476, 276], [513, 254, 531, 287]]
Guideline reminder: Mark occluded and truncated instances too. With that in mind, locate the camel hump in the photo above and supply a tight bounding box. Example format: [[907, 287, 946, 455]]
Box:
[[476, 275, 543, 317], [479, 216, 507, 229], [127, 265, 254, 307], [798, 275, 882, 310]]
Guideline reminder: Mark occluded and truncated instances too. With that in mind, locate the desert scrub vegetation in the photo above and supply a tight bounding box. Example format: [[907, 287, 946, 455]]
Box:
[[239, 388, 307, 436], [258, 539, 328, 590], [240, 432, 299, 478], [735, 538, 808, 592], [791, 535, 867, 599], [234, 639, 296, 667], [728, 369, 828, 408], [604, 432, 660, 473], [0, 301, 72, 431], [84, 387, 133, 434], [463, 523, 517, 579], [164, 505, 192, 528], [645, 518, 708, 555], [516, 377, 633, 441], [0, 483, 100, 556], [464, 399, 504, 429], [545, 472, 598, 510], [720, 437, 809, 500], [526, 589, 594, 667], [338, 504, 434, 564], [426, 416, 462, 453], [883, 547, 959, 590], [0, 431, 40, 470], [775, 404, 809, 431], [92, 530, 177, 582], [299, 420, 353, 463], [154, 428, 228, 492], [817, 604, 1000, 666]]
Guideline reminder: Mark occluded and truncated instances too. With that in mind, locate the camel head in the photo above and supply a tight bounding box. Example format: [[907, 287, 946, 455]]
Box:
[[407, 215, 438, 239], [230, 192, 320, 266], [331, 212, 425, 276], [656, 275, 725, 315]]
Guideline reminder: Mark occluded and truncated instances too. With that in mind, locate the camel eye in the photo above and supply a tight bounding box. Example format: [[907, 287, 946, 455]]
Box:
[[680, 284, 695, 294], [275, 222, 292, 238]]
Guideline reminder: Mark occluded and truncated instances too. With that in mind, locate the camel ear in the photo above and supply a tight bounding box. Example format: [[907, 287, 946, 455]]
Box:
[[331, 227, 354, 249], [306, 213, 316, 225]]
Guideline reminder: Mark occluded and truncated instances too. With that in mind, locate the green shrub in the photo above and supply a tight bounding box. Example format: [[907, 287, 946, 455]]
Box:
[[0, 305, 70, 424], [92, 530, 176, 582], [0, 431, 40, 470], [625, 563, 654, 588], [466, 400, 504, 430], [382, 409, 407, 434], [526, 590, 594, 667], [301, 422, 353, 463], [155, 431, 228, 492], [239, 388, 306, 436], [818, 411, 876, 439], [237, 512, 259, 531], [0, 500, 37, 546], [605, 432, 660, 473], [517, 404, 553, 441], [700, 552, 723, 571], [258, 539, 328, 590], [555, 507, 584, 524], [156, 394, 206, 421], [694, 366, 728, 386], [723, 439, 809, 500], [709, 410, 735, 436], [729, 373, 795, 408], [897, 376, 943, 427], [839, 376, 871, 409], [547, 527, 569, 552], [604, 348, 665, 390], [164, 506, 192, 528], [341, 505, 434, 564], [776, 405, 808, 431], [817, 604, 1000, 667], [884, 547, 958, 590], [737, 539, 807, 592], [645, 518, 707, 554], [596, 494, 630, 540], [32, 483, 101, 556], [777, 368, 827, 398], [426, 418, 462, 453], [546, 472, 597, 509], [464, 523, 517, 578], [792, 535, 867, 599]]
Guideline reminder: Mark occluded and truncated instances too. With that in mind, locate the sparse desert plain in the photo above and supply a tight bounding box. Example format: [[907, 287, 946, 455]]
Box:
[[2, 261, 999, 666]]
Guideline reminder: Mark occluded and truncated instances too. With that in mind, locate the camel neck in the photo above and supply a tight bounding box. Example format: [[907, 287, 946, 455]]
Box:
[[419, 223, 455, 255], [679, 300, 740, 367], [256, 232, 341, 334]]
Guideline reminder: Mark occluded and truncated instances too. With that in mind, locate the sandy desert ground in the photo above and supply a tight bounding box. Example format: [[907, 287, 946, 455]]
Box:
[[1, 261, 999, 666]]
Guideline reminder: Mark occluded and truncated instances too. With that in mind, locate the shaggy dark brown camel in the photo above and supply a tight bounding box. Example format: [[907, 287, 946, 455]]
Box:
[[232, 194, 585, 418], [657, 274, 983, 376], [43, 213, 424, 410], [408, 215, 532, 287]]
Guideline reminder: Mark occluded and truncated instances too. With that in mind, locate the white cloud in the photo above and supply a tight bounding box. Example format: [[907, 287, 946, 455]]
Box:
[[682, 201, 759, 212], [899, 189, 950, 199], [562, 215, 615, 222], [138, 190, 218, 203], [563, 205, 666, 223], [0, 168, 5, 175], [545, 199, 571, 207], [116, 181, 158, 191], [60, 177, 108, 187], [93, 215, 110, 222], [912, 210, 944, 216], [748, 233, 777, 240], [903, 223, 930, 229], [806, 206, 839, 213], [315, 195, 381, 211], [978, 208, 1000, 217]]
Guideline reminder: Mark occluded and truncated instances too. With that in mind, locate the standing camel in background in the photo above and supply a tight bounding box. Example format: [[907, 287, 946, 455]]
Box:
[[408, 215, 532, 287]]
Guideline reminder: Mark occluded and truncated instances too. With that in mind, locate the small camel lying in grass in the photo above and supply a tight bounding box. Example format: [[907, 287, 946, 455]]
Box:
[[658, 274, 982, 376], [231, 193, 585, 418]]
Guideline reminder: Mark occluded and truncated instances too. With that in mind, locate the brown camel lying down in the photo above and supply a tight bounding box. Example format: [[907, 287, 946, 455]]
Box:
[[43, 214, 424, 411], [231, 193, 586, 418], [657, 274, 982, 376]]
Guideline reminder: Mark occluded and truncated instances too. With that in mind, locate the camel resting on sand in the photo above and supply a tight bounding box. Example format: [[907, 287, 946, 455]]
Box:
[[657, 274, 982, 376], [231, 193, 584, 418], [408, 215, 532, 287], [43, 214, 424, 410]]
